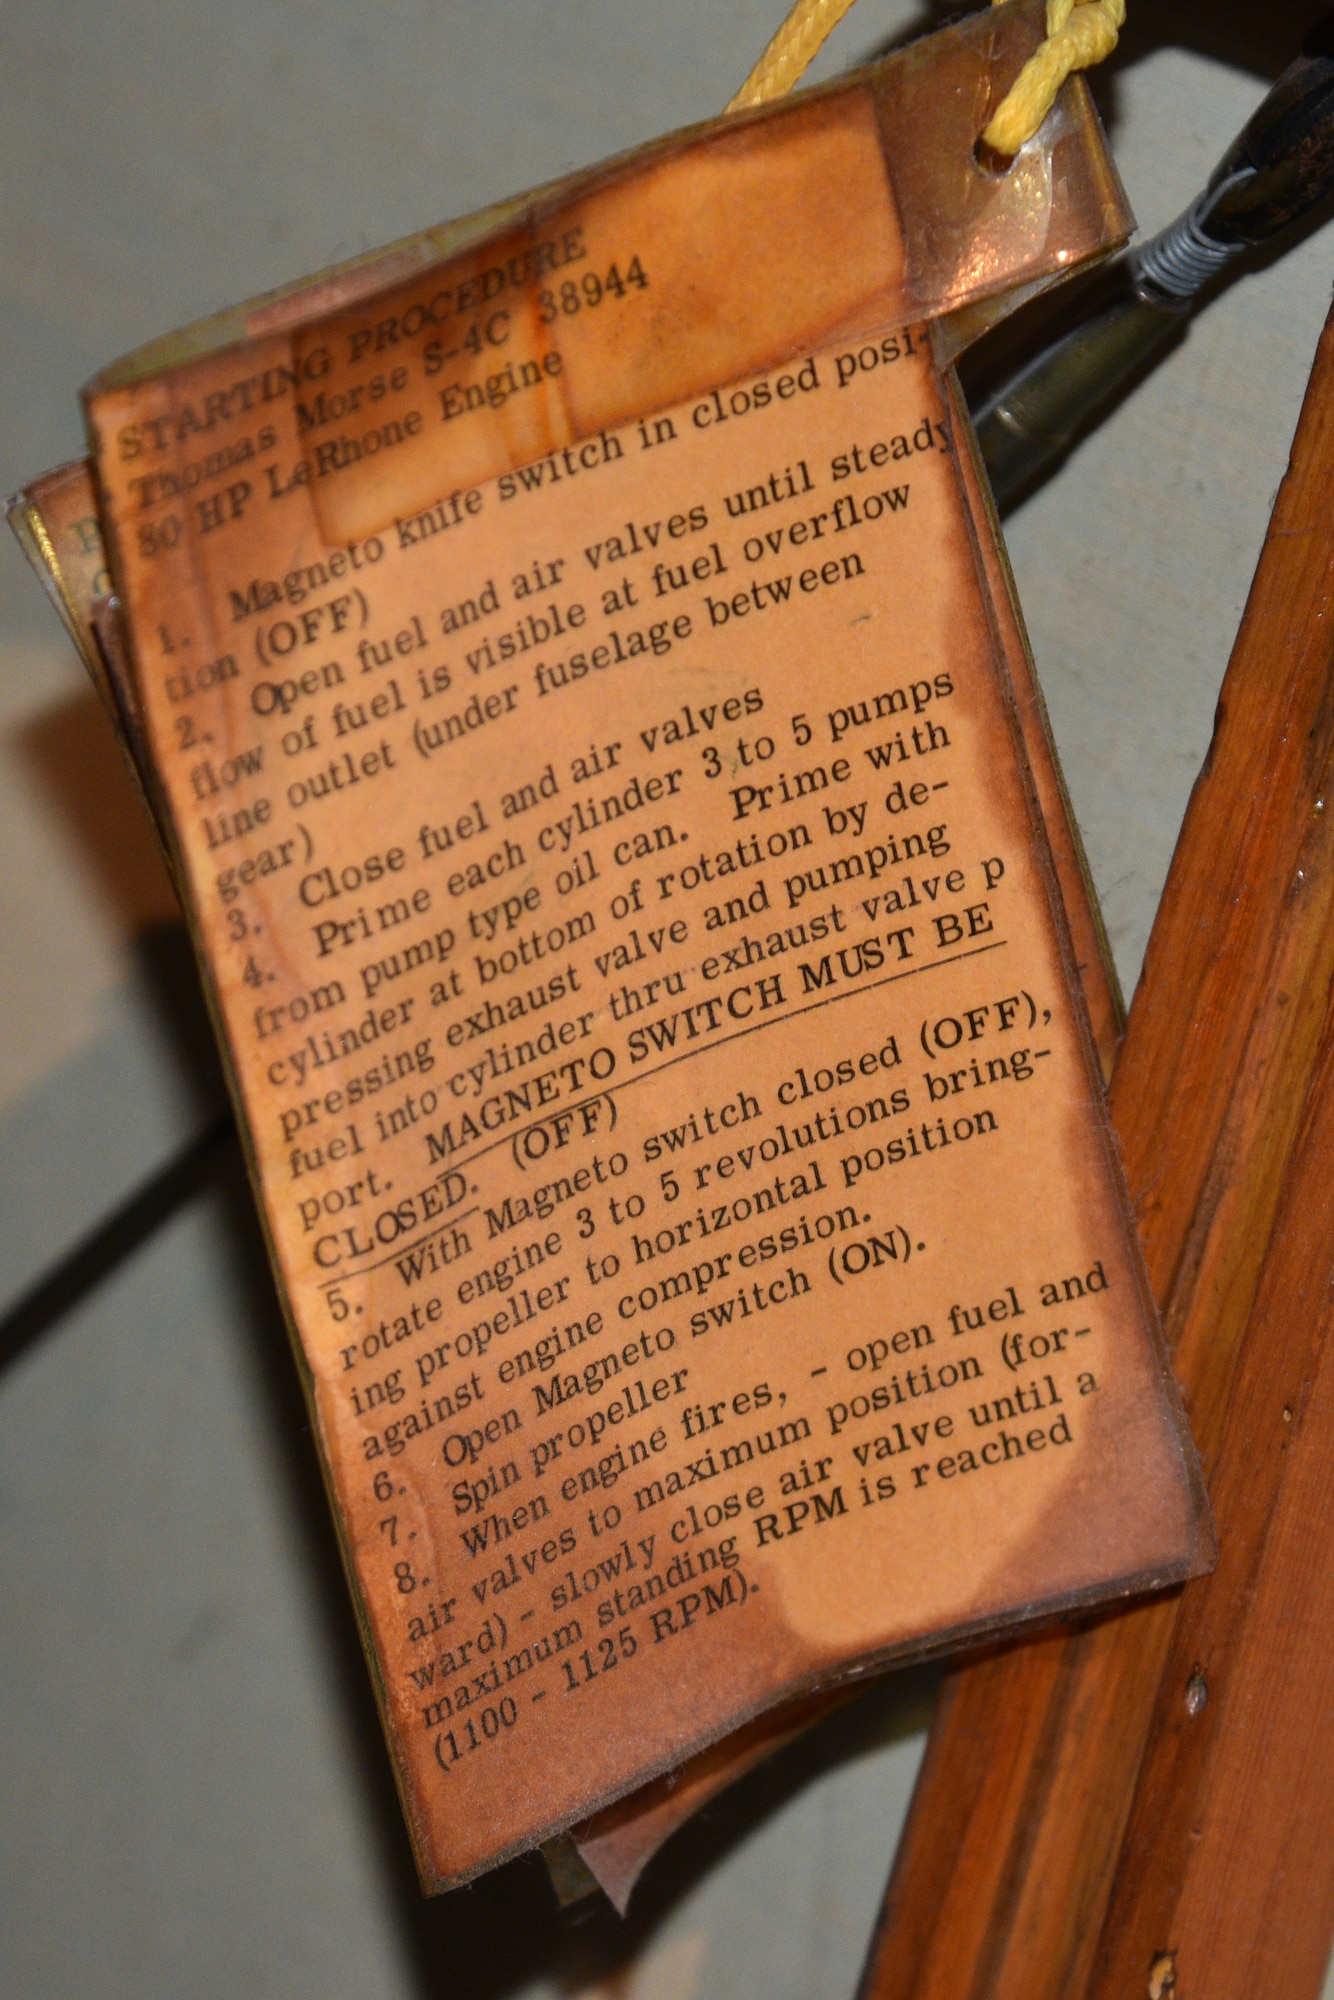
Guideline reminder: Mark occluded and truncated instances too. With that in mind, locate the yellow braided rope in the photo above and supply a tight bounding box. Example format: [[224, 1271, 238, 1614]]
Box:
[[727, 0, 1122, 153], [727, 0, 861, 111], [983, 0, 1124, 156]]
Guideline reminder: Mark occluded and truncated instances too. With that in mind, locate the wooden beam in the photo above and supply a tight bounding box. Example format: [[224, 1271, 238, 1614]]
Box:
[[860, 297, 1334, 2000], [1090, 913, 1334, 1997]]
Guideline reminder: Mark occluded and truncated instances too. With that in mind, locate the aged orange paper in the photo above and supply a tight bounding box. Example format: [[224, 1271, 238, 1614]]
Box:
[[10, 381, 1123, 1907], [82, 16, 1207, 1890], [566, 367, 1124, 1907]]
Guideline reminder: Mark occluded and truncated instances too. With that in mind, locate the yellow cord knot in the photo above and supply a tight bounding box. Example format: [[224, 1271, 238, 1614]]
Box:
[[982, 0, 1124, 157], [728, 0, 1123, 148]]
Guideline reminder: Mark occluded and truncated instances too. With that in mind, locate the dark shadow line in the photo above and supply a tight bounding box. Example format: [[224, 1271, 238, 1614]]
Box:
[[0, 1109, 235, 1375]]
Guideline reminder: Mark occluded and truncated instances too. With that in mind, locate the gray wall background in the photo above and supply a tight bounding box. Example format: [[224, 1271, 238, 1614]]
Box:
[[3, 4, 1333, 1995]]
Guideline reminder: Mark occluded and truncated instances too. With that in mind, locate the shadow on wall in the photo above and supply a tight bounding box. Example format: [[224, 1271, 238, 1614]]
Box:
[[17, 684, 228, 1124], [18, 683, 179, 937]]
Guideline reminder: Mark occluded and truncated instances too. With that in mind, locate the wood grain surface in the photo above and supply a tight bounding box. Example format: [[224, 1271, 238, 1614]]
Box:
[[1090, 905, 1334, 1999], [860, 297, 1334, 2000]]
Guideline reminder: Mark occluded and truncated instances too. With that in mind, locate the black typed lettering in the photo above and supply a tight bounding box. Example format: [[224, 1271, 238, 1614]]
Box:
[[114, 357, 328, 461], [716, 939, 763, 976], [345, 231, 587, 366], [396, 489, 483, 550]]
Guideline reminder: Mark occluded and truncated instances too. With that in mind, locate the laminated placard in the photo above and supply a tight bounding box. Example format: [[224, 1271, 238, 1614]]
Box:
[[42, 0, 1210, 1890]]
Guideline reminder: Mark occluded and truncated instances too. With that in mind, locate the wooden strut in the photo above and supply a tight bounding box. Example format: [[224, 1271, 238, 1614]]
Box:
[[860, 298, 1334, 2000], [1091, 822, 1334, 1997]]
